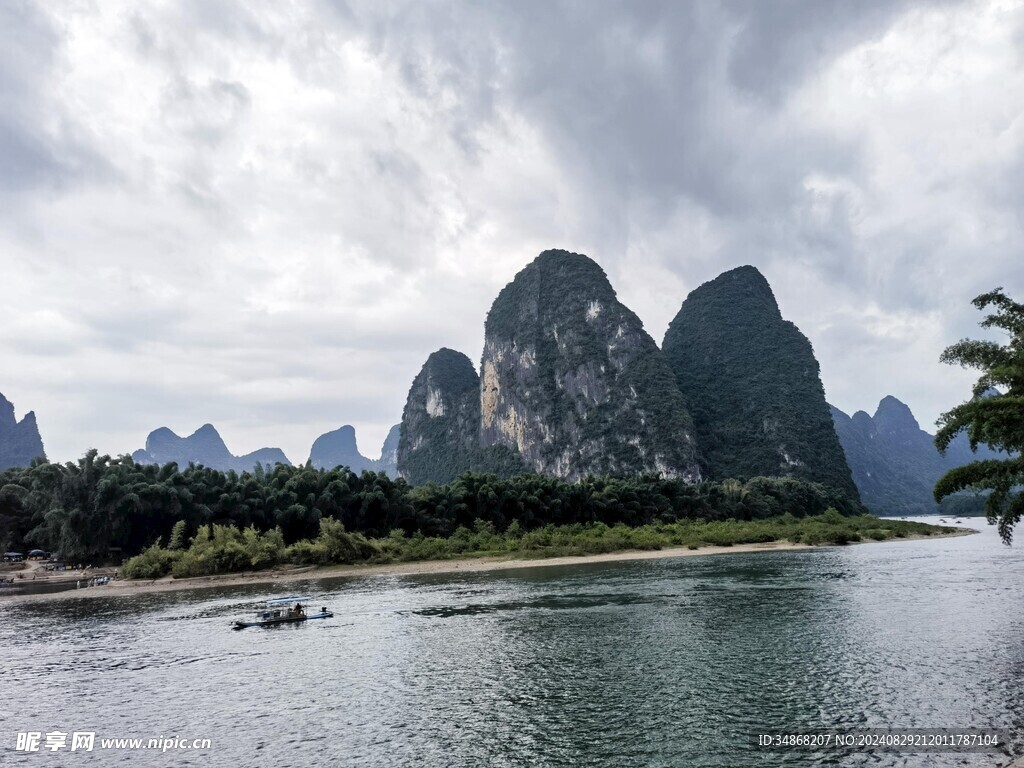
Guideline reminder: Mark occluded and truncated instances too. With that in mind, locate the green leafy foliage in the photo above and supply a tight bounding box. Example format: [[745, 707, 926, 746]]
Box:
[[0, 448, 865, 565], [167, 519, 187, 550], [123, 511, 950, 577], [0, 452, 413, 559], [285, 517, 378, 566], [120, 541, 177, 579], [934, 289, 1024, 543]]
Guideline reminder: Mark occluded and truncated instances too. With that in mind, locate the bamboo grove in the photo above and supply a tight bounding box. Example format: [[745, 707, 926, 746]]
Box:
[[0, 450, 862, 561]]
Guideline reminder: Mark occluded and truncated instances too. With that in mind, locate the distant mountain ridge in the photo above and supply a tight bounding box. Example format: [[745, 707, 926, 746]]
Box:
[[0, 392, 46, 471], [308, 424, 400, 477], [830, 395, 1001, 515], [132, 422, 400, 476], [132, 424, 291, 473]]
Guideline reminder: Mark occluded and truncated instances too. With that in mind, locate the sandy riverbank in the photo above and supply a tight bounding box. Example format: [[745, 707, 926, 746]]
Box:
[[0, 527, 974, 605]]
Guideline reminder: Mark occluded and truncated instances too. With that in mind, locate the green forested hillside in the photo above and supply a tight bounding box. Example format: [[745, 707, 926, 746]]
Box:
[[662, 266, 858, 497], [397, 348, 525, 485]]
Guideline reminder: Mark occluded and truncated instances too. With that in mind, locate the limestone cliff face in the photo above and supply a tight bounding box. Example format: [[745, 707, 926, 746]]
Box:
[[398, 348, 485, 485], [479, 250, 701, 482], [663, 266, 857, 498], [397, 348, 524, 485], [0, 393, 46, 470], [377, 425, 401, 478]]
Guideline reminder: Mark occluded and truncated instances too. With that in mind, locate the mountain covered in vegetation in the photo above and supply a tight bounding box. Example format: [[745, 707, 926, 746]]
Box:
[[397, 348, 523, 485], [831, 396, 1002, 515], [662, 266, 857, 497], [0, 393, 45, 471], [397, 253, 867, 500], [131, 424, 290, 473], [398, 348, 484, 485], [479, 250, 701, 482], [308, 424, 400, 477]]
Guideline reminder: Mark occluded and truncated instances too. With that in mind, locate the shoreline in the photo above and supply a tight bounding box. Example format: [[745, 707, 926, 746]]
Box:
[[0, 528, 974, 605]]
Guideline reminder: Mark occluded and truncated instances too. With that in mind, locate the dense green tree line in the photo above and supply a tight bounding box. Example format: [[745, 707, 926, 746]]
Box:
[[0, 450, 862, 561]]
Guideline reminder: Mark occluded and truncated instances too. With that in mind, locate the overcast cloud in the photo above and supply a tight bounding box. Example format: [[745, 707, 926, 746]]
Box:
[[1, 0, 1021, 464]]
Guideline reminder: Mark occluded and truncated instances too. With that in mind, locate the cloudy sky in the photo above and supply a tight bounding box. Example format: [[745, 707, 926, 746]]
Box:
[[2, 0, 1021, 464]]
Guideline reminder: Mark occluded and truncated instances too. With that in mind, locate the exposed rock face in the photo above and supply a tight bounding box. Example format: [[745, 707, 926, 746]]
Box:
[[308, 423, 401, 477], [831, 396, 1003, 515], [132, 424, 291, 473], [0, 393, 46, 470], [480, 250, 701, 482], [398, 348, 523, 485], [377, 425, 401, 478], [663, 265, 857, 497]]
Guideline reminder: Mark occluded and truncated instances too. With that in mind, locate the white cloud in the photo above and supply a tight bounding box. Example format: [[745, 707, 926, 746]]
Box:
[[1, 0, 1021, 463], [776, 0, 1024, 426]]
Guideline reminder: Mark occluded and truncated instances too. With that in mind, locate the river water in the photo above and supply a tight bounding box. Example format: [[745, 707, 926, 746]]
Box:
[[1, 516, 1022, 767]]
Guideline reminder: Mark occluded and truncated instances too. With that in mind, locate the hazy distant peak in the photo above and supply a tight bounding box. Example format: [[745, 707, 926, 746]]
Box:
[[0, 392, 46, 470], [309, 425, 360, 457], [848, 410, 870, 429], [873, 395, 919, 433], [0, 393, 15, 428], [308, 423, 399, 477], [876, 394, 908, 409], [830, 394, 1003, 516], [135, 423, 289, 472], [146, 426, 180, 446]]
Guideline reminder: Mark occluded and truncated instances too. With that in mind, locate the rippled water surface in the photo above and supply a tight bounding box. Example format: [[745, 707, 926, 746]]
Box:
[[2, 517, 1023, 767]]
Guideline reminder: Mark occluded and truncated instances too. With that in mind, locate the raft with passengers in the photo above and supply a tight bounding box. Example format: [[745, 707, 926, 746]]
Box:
[[233, 596, 333, 629]]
